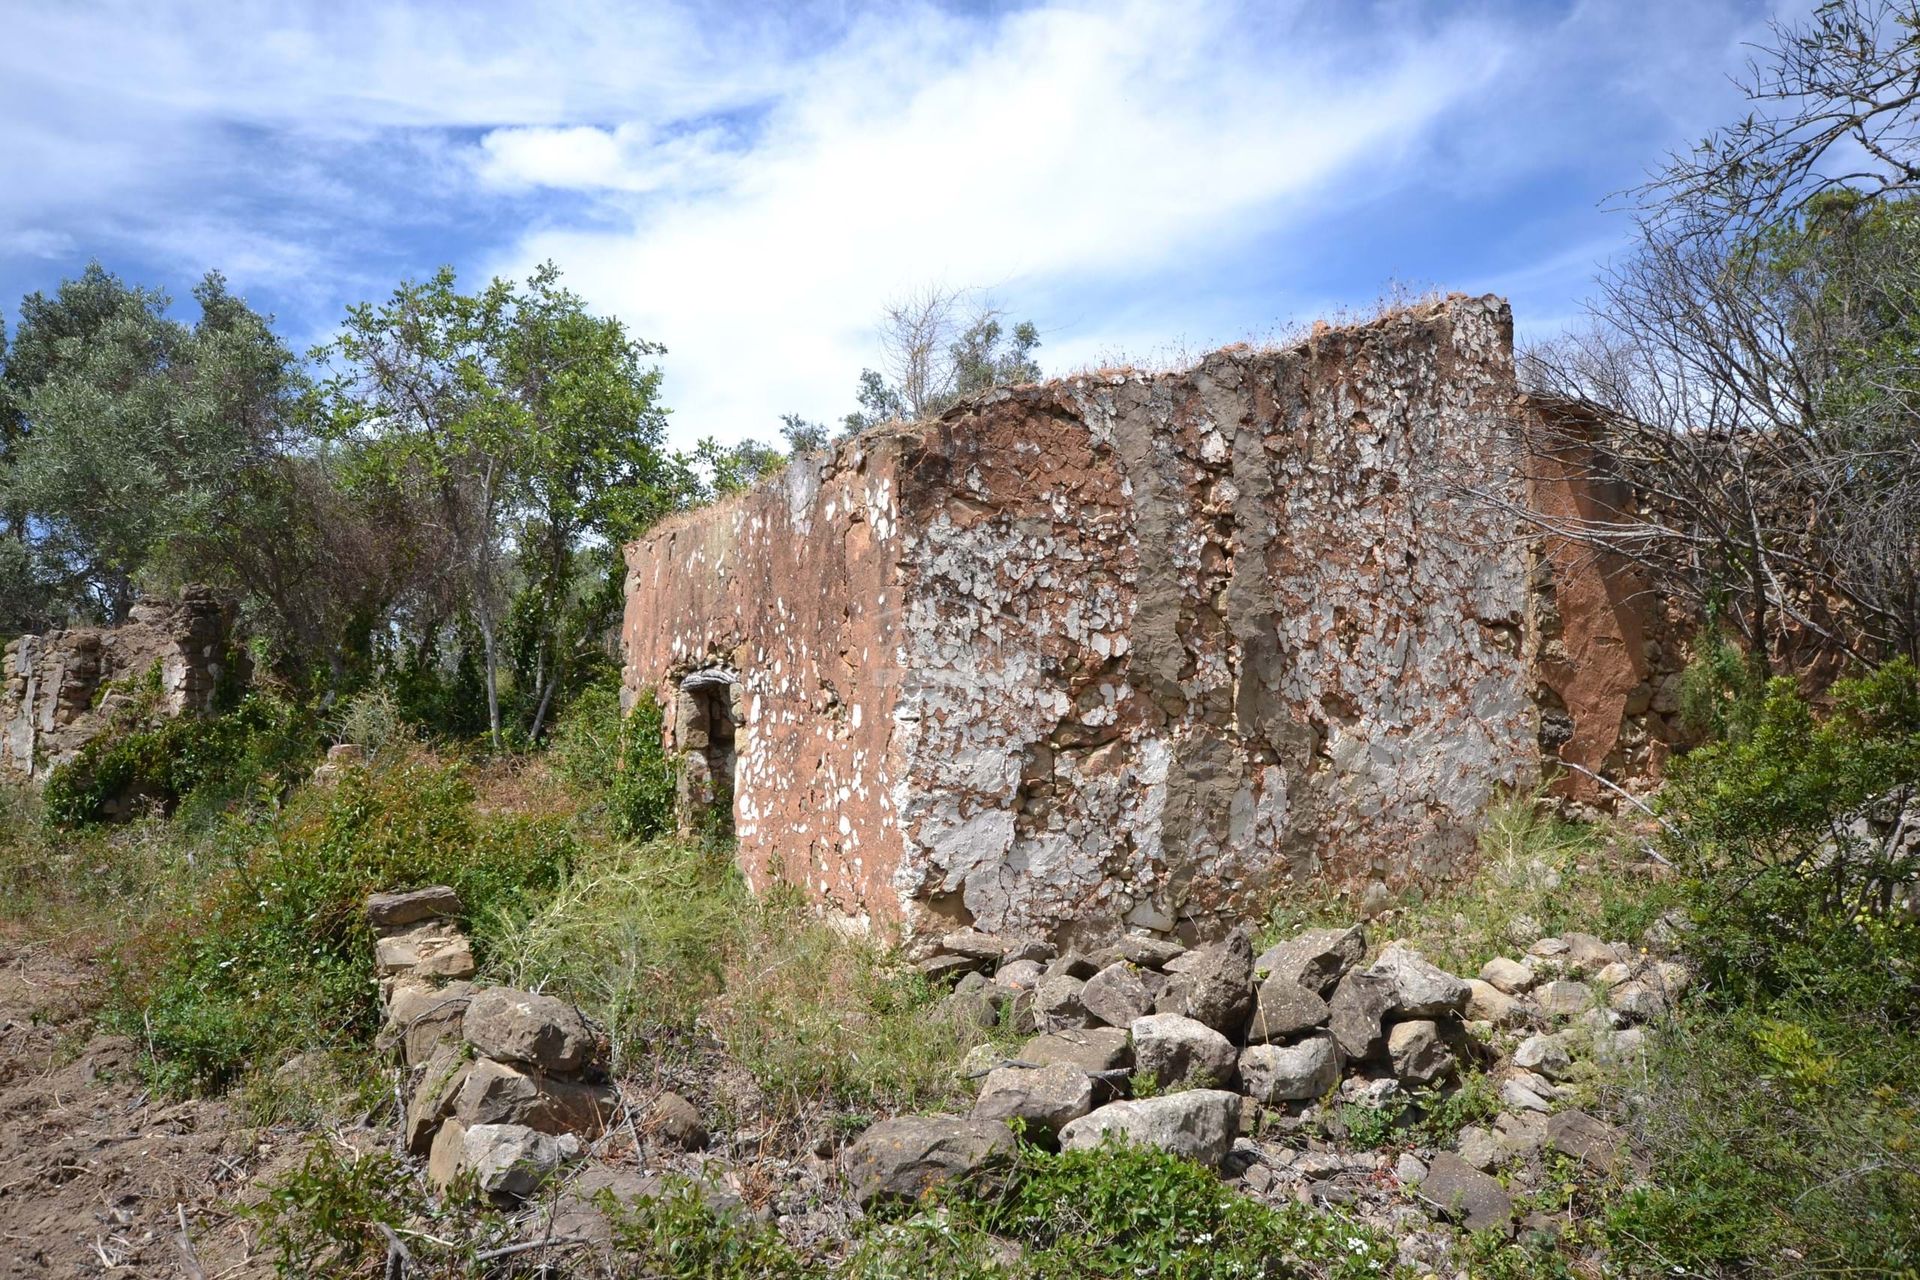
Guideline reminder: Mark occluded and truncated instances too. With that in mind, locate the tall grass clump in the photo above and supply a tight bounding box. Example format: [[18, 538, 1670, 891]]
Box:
[[487, 835, 751, 1067]]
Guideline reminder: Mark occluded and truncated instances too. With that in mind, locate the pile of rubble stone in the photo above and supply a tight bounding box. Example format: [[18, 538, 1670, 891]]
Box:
[[367, 887, 618, 1203], [851, 919, 1687, 1245]]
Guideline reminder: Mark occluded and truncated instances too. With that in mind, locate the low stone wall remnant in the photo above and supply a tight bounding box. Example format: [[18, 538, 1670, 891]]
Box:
[[0, 587, 237, 783]]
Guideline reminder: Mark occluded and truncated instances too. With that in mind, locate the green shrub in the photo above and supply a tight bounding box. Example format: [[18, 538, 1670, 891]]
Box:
[[1613, 657, 1920, 1276], [1657, 658, 1920, 1006], [610, 1181, 818, 1279], [110, 756, 576, 1092], [550, 681, 678, 841], [1604, 1000, 1920, 1276], [956, 1137, 1399, 1279], [44, 690, 315, 828], [246, 1138, 518, 1277]]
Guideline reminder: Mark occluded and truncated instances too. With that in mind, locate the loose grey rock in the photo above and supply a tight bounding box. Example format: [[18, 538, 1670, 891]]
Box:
[[1130, 1013, 1237, 1090], [1537, 980, 1595, 1018], [1545, 1108, 1628, 1176], [1081, 962, 1155, 1028], [462, 1123, 581, 1204], [1506, 914, 1543, 947], [1420, 1152, 1512, 1233], [1001, 938, 1057, 966], [1237, 1033, 1339, 1103], [1592, 1026, 1648, 1069], [1561, 933, 1625, 975], [994, 958, 1046, 991], [1464, 979, 1524, 1028], [367, 885, 462, 930], [1512, 1032, 1573, 1079], [938, 928, 1007, 962], [1327, 970, 1396, 1061], [1642, 907, 1692, 951], [463, 988, 603, 1077], [1152, 928, 1254, 1033], [1608, 978, 1670, 1021], [1253, 924, 1365, 996], [1387, 1020, 1455, 1087], [650, 1091, 708, 1150], [1057, 1091, 1242, 1167], [1593, 961, 1633, 989], [1499, 1079, 1552, 1113], [971, 1062, 1095, 1135], [1455, 1125, 1502, 1171], [1367, 944, 1469, 1017], [1494, 1110, 1546, 1158], [1034, 974, 1094, 1030], [845, 1116, 1016, 1207], [1020, 1028, 1133, 1075], [1243, 975, 1330, 1044], [1396, 1152, 1429, 1185], [1478, 956, 1536, 994], [1527, 936, 1570, 960], [1117, 933, 1188, 969]]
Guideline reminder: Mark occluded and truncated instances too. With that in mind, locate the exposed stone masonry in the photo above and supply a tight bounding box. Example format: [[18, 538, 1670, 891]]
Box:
[[623, 296, 1676, 946], [0, 587, 236, 784]]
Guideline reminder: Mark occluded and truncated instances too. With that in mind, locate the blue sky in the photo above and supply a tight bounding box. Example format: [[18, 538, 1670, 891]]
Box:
[[0, 0, 1801, 448]]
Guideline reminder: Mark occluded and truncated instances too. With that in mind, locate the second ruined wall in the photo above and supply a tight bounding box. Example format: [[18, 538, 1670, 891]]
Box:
[[882, 296, 1537, 943]]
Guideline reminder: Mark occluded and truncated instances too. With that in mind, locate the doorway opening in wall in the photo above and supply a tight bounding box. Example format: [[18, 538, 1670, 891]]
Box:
[[677, 669, 737, 841]]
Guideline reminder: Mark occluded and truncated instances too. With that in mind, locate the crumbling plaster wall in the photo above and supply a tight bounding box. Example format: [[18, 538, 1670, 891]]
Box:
[[621, 452, 916, 925], [0, 588, 236, 782], [881, 296, 1536, 944], [626, 295, 1570, 945]]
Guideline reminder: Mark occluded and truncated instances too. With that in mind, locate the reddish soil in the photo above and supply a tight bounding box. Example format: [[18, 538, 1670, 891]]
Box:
[[0, 930, 284, 1279]]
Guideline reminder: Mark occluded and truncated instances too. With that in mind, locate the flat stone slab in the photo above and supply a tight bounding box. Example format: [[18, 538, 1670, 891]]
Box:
[[367, 885, 462, 930], [844, 1116, 1016, 1207], [373, 921, 475, 980], [1420, 1152, 1513, 1233]]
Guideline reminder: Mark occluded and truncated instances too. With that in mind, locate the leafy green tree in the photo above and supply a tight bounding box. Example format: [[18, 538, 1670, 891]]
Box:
[[319, 263, 675, 746], [2, 267, 301, 624]]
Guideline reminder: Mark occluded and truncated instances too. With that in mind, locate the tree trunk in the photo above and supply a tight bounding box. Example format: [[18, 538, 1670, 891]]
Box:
[[478, 617, 502, 751]]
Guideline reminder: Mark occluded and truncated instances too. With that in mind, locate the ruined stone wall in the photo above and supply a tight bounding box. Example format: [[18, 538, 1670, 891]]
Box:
[[1520, 405, 1692, 806], [625, 296, 1565, 945], [0, 588, 236, 783]]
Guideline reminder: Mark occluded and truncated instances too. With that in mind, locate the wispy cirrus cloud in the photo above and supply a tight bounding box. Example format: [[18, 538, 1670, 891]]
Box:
[[0, 0, 1797, 443]]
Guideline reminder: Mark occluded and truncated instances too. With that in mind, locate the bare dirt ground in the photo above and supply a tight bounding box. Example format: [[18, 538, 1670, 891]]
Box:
[[0, 929, 287, 1279]]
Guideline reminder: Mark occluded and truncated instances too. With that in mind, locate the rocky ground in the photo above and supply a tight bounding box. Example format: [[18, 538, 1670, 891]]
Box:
[[0, 931, 286, 1279], [0, 884, 1688, 1277], [837, 915, 1688, 1271]]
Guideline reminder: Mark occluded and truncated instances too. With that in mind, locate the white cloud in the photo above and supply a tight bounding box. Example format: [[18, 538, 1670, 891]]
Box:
[[0, 0, 1805, 447], [483, 1, 1516, 444]]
